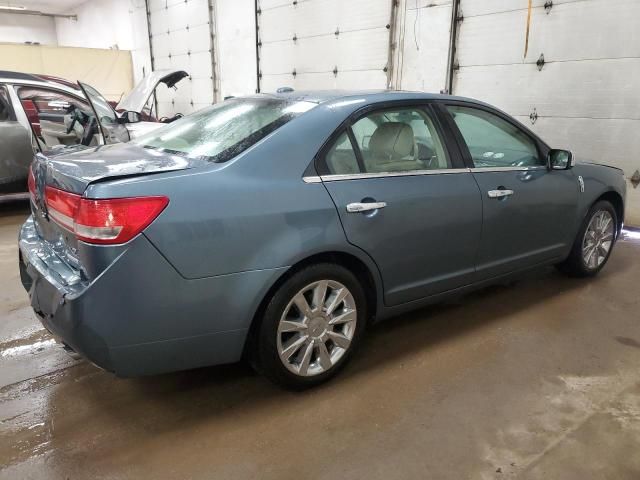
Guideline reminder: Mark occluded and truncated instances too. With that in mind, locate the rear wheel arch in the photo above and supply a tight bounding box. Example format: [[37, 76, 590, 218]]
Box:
[[242, 251, 379, 361]]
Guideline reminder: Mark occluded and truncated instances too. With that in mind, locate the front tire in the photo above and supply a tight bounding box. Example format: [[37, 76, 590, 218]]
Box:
[[254, 263, 367, 390], [557, 200, 617, 277]]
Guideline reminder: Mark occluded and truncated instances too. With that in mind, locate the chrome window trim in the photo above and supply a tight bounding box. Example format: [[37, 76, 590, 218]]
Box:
[[302, 165, 548, 183], [469, 165, 547, 173], [316, 168, 471, 182]]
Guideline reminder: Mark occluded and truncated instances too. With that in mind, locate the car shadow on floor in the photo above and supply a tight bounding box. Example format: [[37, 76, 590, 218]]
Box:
[[40, 257, 631, 440]]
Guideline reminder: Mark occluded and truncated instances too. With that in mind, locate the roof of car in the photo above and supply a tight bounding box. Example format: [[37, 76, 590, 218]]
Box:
[[263, 89, 482, 106], [0, 70, 44, 82]]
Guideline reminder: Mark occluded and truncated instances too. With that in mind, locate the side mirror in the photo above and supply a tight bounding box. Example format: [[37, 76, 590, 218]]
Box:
[[119, 111, 141, 124], [548, 149, 573, 170]]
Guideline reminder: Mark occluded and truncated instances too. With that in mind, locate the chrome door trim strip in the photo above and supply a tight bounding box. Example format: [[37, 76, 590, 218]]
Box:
[[304, 168, 471, 183], [303, 165, 547, 183], [469, 166, 547, 173], [302, 176, 323, 183]]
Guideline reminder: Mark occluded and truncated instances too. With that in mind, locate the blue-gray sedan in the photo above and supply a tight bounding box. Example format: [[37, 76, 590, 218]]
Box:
[[19, 91, 626, 388]]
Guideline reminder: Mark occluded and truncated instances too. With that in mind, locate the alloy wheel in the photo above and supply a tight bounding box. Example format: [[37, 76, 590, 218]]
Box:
[[276, 280, 357, 377], [582, 210, 614, 270]]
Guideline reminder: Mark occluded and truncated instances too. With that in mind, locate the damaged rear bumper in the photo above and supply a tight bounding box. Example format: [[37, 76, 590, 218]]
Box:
[[18, 215, 286, 377], [19, 216, 113, 371]]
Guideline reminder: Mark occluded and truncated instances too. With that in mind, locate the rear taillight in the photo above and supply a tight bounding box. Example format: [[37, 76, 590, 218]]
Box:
[[44, 186, 169, 245]]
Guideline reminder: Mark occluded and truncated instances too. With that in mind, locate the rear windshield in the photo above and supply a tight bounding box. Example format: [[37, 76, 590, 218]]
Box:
[[134, 97, 316, 162]]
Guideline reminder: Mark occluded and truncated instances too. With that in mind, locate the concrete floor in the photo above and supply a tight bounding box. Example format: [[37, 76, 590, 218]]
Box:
[[1, 202, 640, 480]]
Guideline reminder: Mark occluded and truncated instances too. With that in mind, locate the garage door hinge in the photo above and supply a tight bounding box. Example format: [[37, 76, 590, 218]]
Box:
[[292, 34, 297, 43], [333, 66, 338, 76], [544, 1, 553, 13], [631, 170, 640, 188], [292, 68, 297, 78], [529, 108, 538, 124], [456, 11, 464, 22], [536, 53, 545, 71], [335, 28, 339, 37]]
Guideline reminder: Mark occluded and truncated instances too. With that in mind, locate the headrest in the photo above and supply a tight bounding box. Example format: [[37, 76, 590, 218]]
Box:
[[369, 122, 414, 161]]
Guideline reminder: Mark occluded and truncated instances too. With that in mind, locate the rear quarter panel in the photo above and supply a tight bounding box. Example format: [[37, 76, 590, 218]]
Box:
[[84, 104, 379, 280]]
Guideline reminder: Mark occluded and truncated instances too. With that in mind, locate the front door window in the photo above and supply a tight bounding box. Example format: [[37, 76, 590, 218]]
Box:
[[446, 105, 542, 168]]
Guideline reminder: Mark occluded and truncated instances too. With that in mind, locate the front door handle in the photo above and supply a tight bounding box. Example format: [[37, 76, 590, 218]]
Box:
[[346, 201, 387, 213], [487, 189, 514, 199]]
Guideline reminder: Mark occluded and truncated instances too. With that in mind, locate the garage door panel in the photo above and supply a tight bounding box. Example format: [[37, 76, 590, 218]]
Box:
[[261, 28, 388, 74], [260, 0, 390, 43], [148, 0, 183, 11], [260, 73, 289, 92], [151, 33, 170, 58], [258, 0, 391, 91], [149, 0, 214, 116], [399, 3, 452, 92], [191, 77, 214, 105], [186, 24, 213, 54], [149, 7, 169, 36], [455, 59, 640, 119], [458, 0, 595, 17], [456, 9, 527, 66], [534, 0, 640, 62], [260, 0, 290, 10], [458, 0, 640, 66], [515, 116, 640, 173], [173, 0, 209, 26], [262, 69, 387, 92]]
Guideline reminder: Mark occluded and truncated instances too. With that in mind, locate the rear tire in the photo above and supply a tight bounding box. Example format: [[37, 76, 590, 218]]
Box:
[[253, 263, 367, 390], [557, 200, 617, 277]]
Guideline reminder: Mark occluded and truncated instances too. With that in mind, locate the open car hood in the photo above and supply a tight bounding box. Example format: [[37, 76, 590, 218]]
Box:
[[116, 69, 188, 113]]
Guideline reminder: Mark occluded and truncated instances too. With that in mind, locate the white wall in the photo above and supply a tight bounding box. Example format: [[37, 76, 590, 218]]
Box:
[[0, 12, 58, 45], [55, 0, 151, 84]]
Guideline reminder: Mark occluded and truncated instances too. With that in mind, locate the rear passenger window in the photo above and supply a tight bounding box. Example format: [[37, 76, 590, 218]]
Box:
[[351, 108, 450, 173], [325, 131, 360, 175]]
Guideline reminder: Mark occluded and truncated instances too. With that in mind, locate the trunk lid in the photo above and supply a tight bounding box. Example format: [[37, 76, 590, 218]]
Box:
[[29, 143, 206, 269], [35, 142, 207, 194]]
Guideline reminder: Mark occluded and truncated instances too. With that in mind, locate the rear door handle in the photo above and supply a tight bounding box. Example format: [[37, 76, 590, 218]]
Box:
[[346, 202, 387, 213], [487, 189, 514, 199]]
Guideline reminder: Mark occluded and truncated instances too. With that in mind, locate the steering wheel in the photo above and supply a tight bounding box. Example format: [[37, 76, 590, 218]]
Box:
[[80, 116, 98, 146], [65, 106, 82, 134]]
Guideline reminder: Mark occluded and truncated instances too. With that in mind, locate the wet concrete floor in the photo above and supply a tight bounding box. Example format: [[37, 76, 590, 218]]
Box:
[[1, 202, 640, 479]]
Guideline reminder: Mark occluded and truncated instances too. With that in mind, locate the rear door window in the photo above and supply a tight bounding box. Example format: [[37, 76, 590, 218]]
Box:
[[323, 106, 450, 175], [325, 131, 360, 175]]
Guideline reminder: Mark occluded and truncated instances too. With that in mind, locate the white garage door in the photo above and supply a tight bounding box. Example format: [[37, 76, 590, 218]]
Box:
[[257, 0, 394, 92], [147, 0, 217, 117], [453, 0, 640, 224]]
